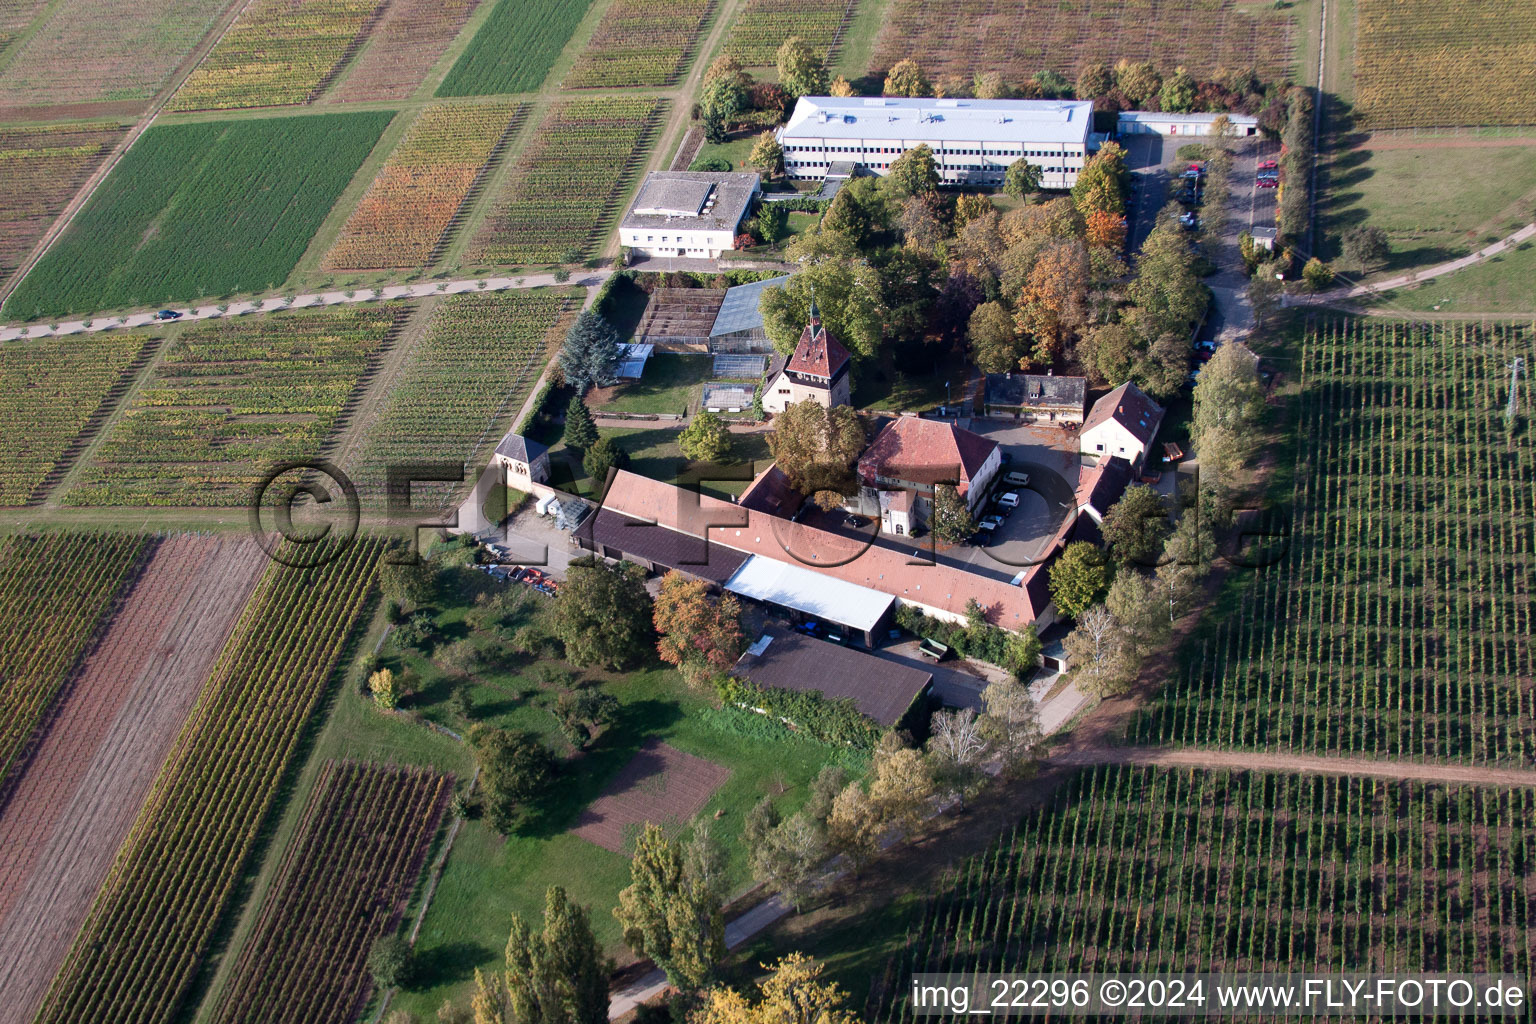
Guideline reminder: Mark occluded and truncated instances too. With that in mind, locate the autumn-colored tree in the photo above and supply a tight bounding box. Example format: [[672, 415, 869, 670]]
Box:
[[678, 410, 733, 462], [653, 571, 745, 686], [614, 824, 725, 992], [1114, 59, 1162, 106], [1075, 62, 1114, 99], [933, 72, 971, 98], [775, 36, 827, 98], [825, 782, 882, 870], [368, 668, 399, 710], [898, 193, 944, 250], [1013, 237, 1090, 365], [693, 954, 860, 1024], [867, 734, 933, 835], [968, 300, 1022, 374], [1084, 208, 1126, 251], [953, 193, 992, 231], [704, 54, 750, 88], [883, 58, 931, 97], [1070, 144, 1128, 218], [766, 399, 866, 497], [747, 131, 782, 177], [972, 70, 1010, 99], [829, 75, 856, 97]]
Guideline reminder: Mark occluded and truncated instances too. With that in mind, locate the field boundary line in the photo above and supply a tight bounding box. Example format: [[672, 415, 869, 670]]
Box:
[[1048, 746, 1536, 789], [0, 0, 253, 307]]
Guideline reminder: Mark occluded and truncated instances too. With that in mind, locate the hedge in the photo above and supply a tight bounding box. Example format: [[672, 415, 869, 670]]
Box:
[[715, 676, 880, 749], [895, 605, 1040, 678]]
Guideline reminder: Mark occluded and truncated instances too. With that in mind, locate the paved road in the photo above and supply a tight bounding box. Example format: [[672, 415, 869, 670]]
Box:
[[0, 271, 611, 341]]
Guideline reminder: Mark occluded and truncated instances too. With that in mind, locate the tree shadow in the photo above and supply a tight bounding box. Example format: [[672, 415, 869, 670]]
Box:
[[407, 941, 497, 990]]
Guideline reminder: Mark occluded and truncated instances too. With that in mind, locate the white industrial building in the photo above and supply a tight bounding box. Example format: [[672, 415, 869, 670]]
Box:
[[618, 171, 760, 259], [777, 96, 1096, 190], [1117, 111, 1260, 137]]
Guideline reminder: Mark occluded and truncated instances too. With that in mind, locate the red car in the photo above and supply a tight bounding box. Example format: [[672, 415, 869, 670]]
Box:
[[1256, 178, 1278, 189], [1258, 159, 1279, 170]]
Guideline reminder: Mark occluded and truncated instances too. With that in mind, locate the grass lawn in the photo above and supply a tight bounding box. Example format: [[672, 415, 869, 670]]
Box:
[[1320, 142, 1536, 273], [1374, 241, 1536, 313], [692, 134, 757, 171], [547, 426, 773, 499], [373, 564, 855, 1018], [589, 353, 713, 415], [853, 351, 970, 414]]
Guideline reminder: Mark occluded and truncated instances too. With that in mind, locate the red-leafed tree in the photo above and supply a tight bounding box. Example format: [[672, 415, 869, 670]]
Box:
[[654, 571, 746, 686]]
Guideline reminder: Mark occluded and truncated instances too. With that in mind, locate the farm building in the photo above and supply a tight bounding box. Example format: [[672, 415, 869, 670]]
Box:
[[707, 274, 790, 353], [491, 429, 550, 489], [1117, 111, 1260, 137], [983, 372, 1087, 423], [580, 469, 1052, 632], [634, 287, 726, 349], [761, 304, 851, 413], [1080, 382, 1165, 465], [778, 96, 1095, 189], [618, 171, 760, 259], [1074, 455, 1136, 523], [857, 414, 1001, 534], [731, 627, 933, 728]]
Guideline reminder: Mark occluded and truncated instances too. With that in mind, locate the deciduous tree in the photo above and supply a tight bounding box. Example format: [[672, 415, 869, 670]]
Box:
[[1341, 225, 1389, 272], [1101, 484, 1170, 566], [1114, 60, 1162, 106], [693, 954, 859, 1024], [551, 556, 653, 670], [747, 131, 782, 177], [775, 36, 828, 99], [867, 734, 933, 835], [978, 679, 1042, 777], [486, 887, 612, 1024], [1192, 341, 1265, 482], [1160, 66, 1197, 112], [929, 483, 975, 544], [614, 823, 725, 992], [758, 237, 884, 356], [1080, 322, 1139, 386], [926, 708, 990, 808], [968, 300, 1022, 373], [470, 726, 554, 834], [1075, 63, 1114, 99], [1048, 540, 1111, 619], [885, 144, 940, 198], [972, 71, 1010, 99], [829, 75, 857, 97], [653, 571, 745, 686], [766, 400, 866, 497], [1014, 237, 1091, 365], [679, 410, 733, 462], [882, 59, 931, 97], [1002, 158, 1042, 201], [1062, 604, 1134, 696]]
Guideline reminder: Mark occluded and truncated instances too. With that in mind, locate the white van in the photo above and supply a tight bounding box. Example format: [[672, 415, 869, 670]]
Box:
[[996, 491, 1020, 509], [1004, 471, 1031, 487]]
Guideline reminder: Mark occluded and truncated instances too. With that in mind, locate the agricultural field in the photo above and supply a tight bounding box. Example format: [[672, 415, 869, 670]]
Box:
[[324, 102, 529, 270], [64, 309, 400, 507], [329, 0, 482, 102], [436, 0, 594, 97], [721, 0, 857, 66], [0, 332, 157, 506], [469, 97, 667, 265], [353, 289, 578, 510], [0, 0, 228, 110], [0, 122, 125, 288], [563, 0, 716, 88], [1132, 320, 1536, 764], [872, 764, 1536, 1017], [0, 534, 149, 788], [170, 0, 385, 111], [869, 0, 1295, 85], [4, 113, 392, 321], [1354, 0, 1536, 129], [1378, 242, 1536, 314], [0, 536, 266, 1024], [0, 0, 49, 51], [208, 761, 450, 1024], [31, 537, 385, 1024]]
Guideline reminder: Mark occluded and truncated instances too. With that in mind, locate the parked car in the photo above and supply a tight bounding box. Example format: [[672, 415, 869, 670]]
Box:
[[977, 517, 1001, 532], [154, 309, 182, 321], [1004, 471, 1031, 487], [1195, 339, 1217, 354], [1256, 169, 1280, 181], [1179, 212, 1199, 230], [1258, 159, 1279, 170], [845, 514, 869, 529], [996, 491, 1020, 510], [1256, 177, 1279, 189], [1175, 188, 1201, 206]]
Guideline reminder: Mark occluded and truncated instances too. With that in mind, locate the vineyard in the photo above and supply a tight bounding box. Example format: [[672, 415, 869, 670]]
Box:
[[1133, 320, 1536, 763], [0, 0, 48, 51], [170, 0, 386, 111], [722, 0, 857, 66], [0, 122, 125, 287], [324, 102, 529, 270], [1354, 0, 1536, 129], [868, 0, 1295, 85], [354, 289, 578, 511], [209, 761, 450, 1024], [437, 0, 593, 97], [329, 0, 481, 102], [32, 537, 385, 1024], [0, 0, 228, 108], [0, 332, 156, 505], [874, 765, 1536, 1021], [0, 533, 149, 789], [65, 309, 400, 507], [4, 113, 392, 321], [469, 97, 666, 265], [563, 0, 716, 88]]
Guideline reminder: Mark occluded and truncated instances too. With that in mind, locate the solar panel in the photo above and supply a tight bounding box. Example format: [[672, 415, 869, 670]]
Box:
[[711, 353, 766, 377]]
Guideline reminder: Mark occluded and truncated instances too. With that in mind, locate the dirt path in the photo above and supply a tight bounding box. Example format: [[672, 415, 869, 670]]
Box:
[[1047, 746, 1536, 789], [0, 0, 251, 307], [0, 534, 266, 1024], [1285, 221, 1536, 306]]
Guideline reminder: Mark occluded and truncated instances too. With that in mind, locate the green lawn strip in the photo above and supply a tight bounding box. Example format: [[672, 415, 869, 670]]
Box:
[[852, 352, 969, 413], [1320, 143, 1536, 270], [1374, 240, 1536, 314], [691, 134, 756, 170], [591, 353, 713, 415], [437, 0, 596, 96], [544, 425, 771, 499], [4, 112, 393, 320]]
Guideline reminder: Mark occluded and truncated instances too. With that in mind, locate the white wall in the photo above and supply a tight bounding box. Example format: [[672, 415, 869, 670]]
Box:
[[1080, 420, 1147, 462]]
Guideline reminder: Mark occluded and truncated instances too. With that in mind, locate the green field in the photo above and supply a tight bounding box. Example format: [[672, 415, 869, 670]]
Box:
[[354, 563, 852, 1018], [538, 420, 771, 498], [1376, 242, 1536, 313], [436, 0, 595, 96], [1322, 142, 1536, 274], [64, 308, 400, 507], [4, 113, 393, 320], [590, 353, 713, 415]]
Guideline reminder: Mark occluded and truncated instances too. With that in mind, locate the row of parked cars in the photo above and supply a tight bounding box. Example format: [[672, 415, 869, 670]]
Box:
[[1256, 159, 1279, 189], [970, 470, 1032, 545], [475, 561, 560, 595]]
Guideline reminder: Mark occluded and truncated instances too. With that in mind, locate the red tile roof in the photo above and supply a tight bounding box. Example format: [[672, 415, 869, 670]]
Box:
[[597, 470, 1041, 627], [1082, 382, 1165, 447], [857, 416, 998, 497], [785, 314, 850, 380]]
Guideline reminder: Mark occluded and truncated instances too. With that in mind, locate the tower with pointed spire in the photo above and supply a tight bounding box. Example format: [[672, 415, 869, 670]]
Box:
[[759, 303, 852, 414]]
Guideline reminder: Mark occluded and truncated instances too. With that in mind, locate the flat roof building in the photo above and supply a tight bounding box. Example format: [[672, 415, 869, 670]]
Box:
[[1117, 111, 1260, 137], [619, 171, 760, 260], [778, 96, 1096, 190]]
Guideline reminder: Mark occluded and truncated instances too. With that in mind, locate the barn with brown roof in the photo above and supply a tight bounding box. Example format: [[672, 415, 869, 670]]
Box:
[[731, 626, 932, 729]]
